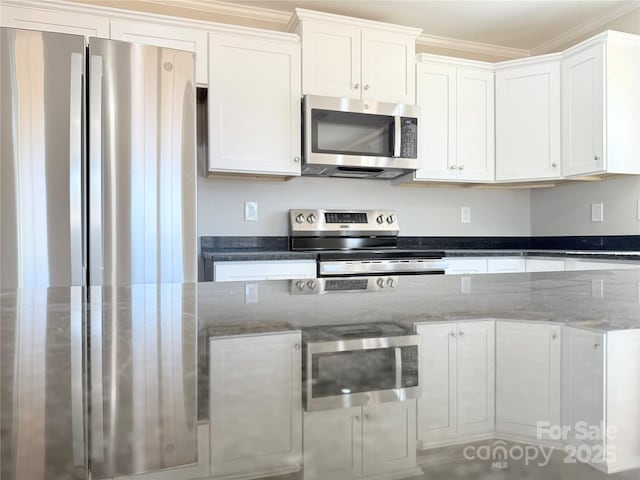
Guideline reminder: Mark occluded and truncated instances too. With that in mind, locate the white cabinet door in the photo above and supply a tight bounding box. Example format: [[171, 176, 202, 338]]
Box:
[[456, 68, 495, 181], [303, 407, 362, 480], [209, 332, 302, 478], [416, 323, 457, 445], [496, 322, 561, 439], [487, 258, 526, 273], [0, 4, 109, 39], [361, 29, 415, 104], [300, 22, 361, 99], [562, 328, 605, 448], [525, 258, 566, 272], [414, 63, 457, 180], [362, 401, 417, 476], [208, 33, 301, 176], [562, 44, 605, 176], [213, 260, 317, 282], [456, 321, 495, 437], [444, 258, 488, 275], [110, 19, 208, 85], [496, 60, 561, 181]]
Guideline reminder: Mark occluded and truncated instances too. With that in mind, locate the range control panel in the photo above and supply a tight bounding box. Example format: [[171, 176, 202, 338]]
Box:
[[289, 209, 399, 236]]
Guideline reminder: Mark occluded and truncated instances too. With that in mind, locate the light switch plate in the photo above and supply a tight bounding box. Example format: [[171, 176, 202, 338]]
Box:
[[245, 201, 258, 222], [591, 202, 604, 222], [461, 206, 471, 224]]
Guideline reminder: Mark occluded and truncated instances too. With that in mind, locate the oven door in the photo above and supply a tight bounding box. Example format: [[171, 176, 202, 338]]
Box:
[[304, 335, 420, 411]]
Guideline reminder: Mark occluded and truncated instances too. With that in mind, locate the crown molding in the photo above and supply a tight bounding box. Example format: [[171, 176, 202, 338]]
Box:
[[416, 33, 529, 59], [530, 2, 640, 55], [141, 0, 291, 24]]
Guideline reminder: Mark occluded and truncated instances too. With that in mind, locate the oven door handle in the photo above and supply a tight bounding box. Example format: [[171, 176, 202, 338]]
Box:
[[394, 347, 402, 389], [393, 116, 402, 158]]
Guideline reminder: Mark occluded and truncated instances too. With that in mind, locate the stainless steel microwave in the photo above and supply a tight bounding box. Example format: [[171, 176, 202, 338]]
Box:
[[302, 95, 419, 180]]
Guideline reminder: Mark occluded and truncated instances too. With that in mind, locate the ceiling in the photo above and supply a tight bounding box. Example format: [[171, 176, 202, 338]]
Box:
[[222, 0, 640, 52]]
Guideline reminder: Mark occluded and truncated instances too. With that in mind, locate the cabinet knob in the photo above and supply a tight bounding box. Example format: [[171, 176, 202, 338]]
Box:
[[294, 156, 300, 163], [364, 414, 370, 421], [354, 415, 360, 422], [594, 343, 601, 349], [458, 165, 465, 171], [458, 331, 465, 337], [594, 154, 601, 161], [552, 334, 558, 339], [450, 332, 457, 337], [364, 84, 370, 91], [354, 83, 360, 90], [552, 162, 558, 168], [294, 343, 301, 350], [450, 165, 457, 170]]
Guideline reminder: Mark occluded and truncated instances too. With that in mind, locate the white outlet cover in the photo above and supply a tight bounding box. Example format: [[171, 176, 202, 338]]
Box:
[[591, 202, 604, 222], [245, 201, 258, 222], [461, 206, 471, 224], [245, 283, 259, 304]]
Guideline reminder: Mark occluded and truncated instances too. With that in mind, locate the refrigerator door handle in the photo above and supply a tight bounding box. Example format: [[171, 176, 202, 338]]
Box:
[[70, 52, 84, 286], [89, 53, 104, 286]]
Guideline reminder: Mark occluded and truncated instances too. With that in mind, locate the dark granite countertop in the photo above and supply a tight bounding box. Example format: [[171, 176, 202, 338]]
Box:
[[202, 250, 318, 261], [3, 269, 640, 480]]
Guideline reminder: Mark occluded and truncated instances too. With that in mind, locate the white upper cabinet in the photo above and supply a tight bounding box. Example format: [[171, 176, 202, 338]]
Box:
[[0, 3, 109, 38], [412, 56, 494, 183], [562, 32, 640, 177], [207, 32, 301, 177], [110, 19, 208, 85], [495, 55, 562, 181], [289, 9, 420, 104]]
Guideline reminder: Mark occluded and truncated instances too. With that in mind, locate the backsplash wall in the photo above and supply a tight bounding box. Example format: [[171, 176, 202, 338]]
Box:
[[531, 176, 640, 236], [197, 176, 531, 237]]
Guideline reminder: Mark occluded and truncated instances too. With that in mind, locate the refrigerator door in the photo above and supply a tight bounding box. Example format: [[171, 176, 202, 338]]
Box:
[[88, 38, 197, 286], [0, 28, 85, 289]]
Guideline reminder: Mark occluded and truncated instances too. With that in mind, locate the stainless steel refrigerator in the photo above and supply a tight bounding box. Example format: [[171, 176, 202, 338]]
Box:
[[1, 28, 197, 479]]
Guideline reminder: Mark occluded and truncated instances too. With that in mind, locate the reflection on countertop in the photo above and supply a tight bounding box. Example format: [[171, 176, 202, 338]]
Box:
[[2, 270, 640, 480]]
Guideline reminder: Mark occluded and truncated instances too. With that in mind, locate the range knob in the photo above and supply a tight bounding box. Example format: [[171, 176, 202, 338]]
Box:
[[386, 215, 395, 224], [386, 278, 396, 288], [377, 278, 385, 288], [376, 215, 384, 224], [295, 214, 305, 224], [307, 213, 316, 224], [295, 280, 305, 291], [306, 280, 316, 290]]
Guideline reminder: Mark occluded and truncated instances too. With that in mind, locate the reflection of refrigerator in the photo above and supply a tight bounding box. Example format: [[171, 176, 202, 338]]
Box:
[[1, 28, 197, 478]]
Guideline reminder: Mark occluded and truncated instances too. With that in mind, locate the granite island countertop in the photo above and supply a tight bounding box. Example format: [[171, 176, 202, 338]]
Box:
[[3, 269, 640, 480]]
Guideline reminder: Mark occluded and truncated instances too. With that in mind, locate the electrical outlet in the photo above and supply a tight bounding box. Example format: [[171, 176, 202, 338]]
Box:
[[591, 202, 604, 222], [244, 201, 258, 222], [591, 279, 604, 298], [461, 206, 471, 223], [245, 283, 259, 304], [461, 276, 471, 294], [637, 200, 640, 221]]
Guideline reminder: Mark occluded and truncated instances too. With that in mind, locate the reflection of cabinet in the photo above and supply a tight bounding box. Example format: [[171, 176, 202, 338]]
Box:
[[209, 332, 302, 478], [413, 57, 494, 182], [496, 321, 561, 440], [208, 32, 301, 177], [290, 9, 420, 104], [562, 32, 640, 177], [495, 56, 561, 181], [110, 19, 208, 85], [303, 401, 420, 480], [416, 321, 495, 447]]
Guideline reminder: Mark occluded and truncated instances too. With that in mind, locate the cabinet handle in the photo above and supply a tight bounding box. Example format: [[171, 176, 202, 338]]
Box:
[[354, 83, 360, 90], [594, 154, 601, 161], [294, 344, 301, 350], [552, 162, 558, 168], [364, 84, 370, 91], [594, 343, 601, 349], [354, 415, 360, 422], [458, 165, 465, 171], [293, 156, 300, 163], [450, 332, 457, 337]]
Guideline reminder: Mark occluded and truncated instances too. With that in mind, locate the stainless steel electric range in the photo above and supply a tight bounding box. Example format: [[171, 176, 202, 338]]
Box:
[[289, 209, 447, 281]]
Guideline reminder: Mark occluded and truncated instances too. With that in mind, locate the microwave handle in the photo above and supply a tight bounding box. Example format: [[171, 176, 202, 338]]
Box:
[[394, 347, 402, 389], [393, 116, 402, 158]]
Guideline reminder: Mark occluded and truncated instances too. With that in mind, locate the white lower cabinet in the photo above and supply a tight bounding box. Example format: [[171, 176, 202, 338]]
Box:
[[496, 321, 561, 441], [212, 260, 317, 282], [562, 327, 640, 473], [525, 258, 565, 272], [303, 400, 420, 480], [416, 321, 495, 448], [486, 257, 525, 273], [209, 332, 302, 479], [443, 258, 488, 275]]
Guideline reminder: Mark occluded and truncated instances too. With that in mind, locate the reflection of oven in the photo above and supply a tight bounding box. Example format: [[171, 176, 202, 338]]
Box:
[[302, 323, 419, 411], [290, 275, 399, 294], [289, 209, 447, 276]]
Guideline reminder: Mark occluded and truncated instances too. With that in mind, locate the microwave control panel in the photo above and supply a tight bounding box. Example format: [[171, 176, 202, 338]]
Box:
[[400, 117, 418, 158]]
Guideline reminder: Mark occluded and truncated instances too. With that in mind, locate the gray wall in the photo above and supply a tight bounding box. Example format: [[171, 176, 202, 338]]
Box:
[[197, 175, 531, 237], [531, 176, 640, 236]]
